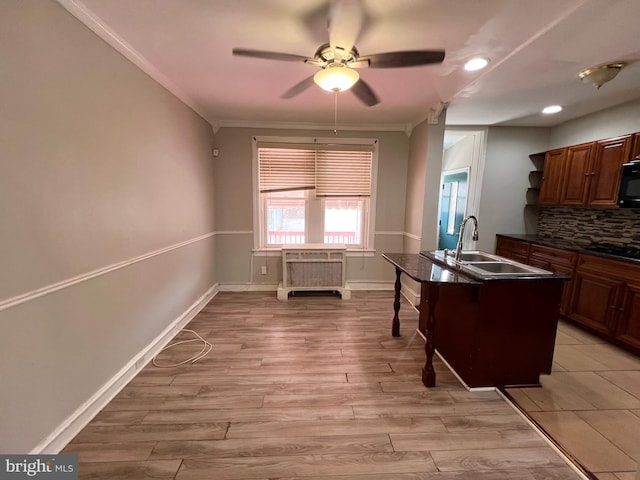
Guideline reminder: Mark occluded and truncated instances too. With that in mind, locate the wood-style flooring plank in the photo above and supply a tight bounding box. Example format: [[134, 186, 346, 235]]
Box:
[[70, 422, 228, 443], [75, 459, 181, 480], [430, 446, 568, 472], [390, 428, 545, 452], [150, 433, 393, 459], [141, 405, 355, 424], [226, 417, 447, 439], [175, 451, 439, 480]]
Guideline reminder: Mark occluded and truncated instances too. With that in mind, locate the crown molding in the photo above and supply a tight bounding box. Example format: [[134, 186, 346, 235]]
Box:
[[212, 119, 411, 133], [56, 0, 210, 124]]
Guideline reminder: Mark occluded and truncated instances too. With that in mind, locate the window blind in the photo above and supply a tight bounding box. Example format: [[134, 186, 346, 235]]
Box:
[[258, 143, 373, 196], [258, 148, 316, 193], [316, 150, 371, 197]]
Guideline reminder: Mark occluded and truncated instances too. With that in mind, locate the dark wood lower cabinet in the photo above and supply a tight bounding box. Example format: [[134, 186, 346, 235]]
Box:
[[613, 278, 640, 352], [569, 268, 623, 336], [495, 236, 530, 264], [495, 236, 640, 356], [426, 280, 563, 388], [567, 254, 640, 354], [528, 244, 577, 317]]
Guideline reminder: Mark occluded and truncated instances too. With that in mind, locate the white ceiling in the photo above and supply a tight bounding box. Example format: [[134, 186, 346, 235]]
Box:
[[60, 0, 640, 131]]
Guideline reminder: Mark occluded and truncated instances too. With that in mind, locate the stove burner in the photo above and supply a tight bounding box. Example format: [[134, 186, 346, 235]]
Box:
[[584, 244, 640, 260]]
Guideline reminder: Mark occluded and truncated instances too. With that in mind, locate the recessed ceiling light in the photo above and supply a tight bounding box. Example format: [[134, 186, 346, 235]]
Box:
[[464, 57, 489, 71], [542, 105, 563, 114]]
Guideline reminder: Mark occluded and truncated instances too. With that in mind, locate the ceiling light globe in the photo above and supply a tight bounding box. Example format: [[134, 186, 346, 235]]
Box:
[[542, 105, 562, 114], [314, 64, 360, 92], [578, 62, 626, 89], [464, 57, 489, 71]]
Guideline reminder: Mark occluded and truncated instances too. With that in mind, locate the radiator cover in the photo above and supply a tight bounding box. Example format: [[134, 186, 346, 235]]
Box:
[[277, 244, 350, 300]]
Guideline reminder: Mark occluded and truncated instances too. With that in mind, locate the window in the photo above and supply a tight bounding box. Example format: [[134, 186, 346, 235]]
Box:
[[264, 190, 306, 244], [253, 138, 377, 250]]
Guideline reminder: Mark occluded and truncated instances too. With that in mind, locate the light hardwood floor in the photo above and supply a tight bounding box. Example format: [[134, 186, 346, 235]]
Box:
[[506, 321, 640, 480], [64, 291, 584, 479]]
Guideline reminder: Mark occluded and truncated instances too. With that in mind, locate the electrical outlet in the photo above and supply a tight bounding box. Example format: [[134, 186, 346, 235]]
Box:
[[261, 265, 267, 275]]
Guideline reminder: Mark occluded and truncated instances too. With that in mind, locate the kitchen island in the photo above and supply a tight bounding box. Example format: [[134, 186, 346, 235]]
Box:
[[384, 251, 569, 389]]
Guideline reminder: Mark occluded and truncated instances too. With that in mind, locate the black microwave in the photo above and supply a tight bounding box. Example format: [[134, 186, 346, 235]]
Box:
[[618, 157, 640, 208]]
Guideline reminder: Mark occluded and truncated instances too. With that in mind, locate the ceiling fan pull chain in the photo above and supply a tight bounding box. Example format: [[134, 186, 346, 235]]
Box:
[[333, 90, 338, 135]]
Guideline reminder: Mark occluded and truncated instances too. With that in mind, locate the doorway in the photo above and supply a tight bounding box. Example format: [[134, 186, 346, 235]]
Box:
[[438, 168, 469, 250], [437, 128, 486, 250]]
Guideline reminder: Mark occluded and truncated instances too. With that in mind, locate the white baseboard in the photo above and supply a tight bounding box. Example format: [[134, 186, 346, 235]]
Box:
[[401, 283, 420, 306], [347, 281, 394, 291], [219, 283, 278, 292], [219, 282, 395, 293], [31, 283, 219, 454]]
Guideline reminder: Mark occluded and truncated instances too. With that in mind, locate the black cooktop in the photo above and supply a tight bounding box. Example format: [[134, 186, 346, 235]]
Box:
[[584, 244, 640, 260]]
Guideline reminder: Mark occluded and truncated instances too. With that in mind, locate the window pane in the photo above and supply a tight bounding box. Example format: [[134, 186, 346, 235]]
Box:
[[265, 191, 305, 244], [446, 181, 458, 235], [324, 198, 364, 245]]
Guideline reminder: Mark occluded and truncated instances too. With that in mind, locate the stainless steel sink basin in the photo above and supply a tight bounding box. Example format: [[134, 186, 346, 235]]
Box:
[[462, 260, 554, 277], [465, 262, 536, 274], [457, 252, 498, 262]]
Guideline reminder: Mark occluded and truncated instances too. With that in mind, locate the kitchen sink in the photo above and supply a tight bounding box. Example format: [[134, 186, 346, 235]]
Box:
[[457, 252, 499, 262], [420, 250, 555, 279], [462, 260, 554, 277], [465, 262, 537, 274]]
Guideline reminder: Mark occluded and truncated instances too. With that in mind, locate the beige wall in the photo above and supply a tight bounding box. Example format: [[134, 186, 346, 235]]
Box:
[[477, 127, 550, 252], [403, 122, 429, 254], [211, 126, 409, 287], [0, 0, 216, 452], [549, 99, 640, 149], [421, 113, 446, 252]]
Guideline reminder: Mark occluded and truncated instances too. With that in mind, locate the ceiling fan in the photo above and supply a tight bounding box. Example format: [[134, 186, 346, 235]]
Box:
[[232, 0, 445, 106]]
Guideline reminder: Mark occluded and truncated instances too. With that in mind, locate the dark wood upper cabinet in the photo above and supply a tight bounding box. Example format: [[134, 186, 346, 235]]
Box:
[[534, 132, 638, 208], [588, 135, 632, 207], [631, 132, 640, 160], [559, 142, 595, 206], [538, 148, 566, 205]]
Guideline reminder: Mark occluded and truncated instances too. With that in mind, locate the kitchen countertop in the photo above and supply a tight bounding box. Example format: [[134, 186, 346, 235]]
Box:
[[382, 253, 481, 285], [496, 234, 640, 264]]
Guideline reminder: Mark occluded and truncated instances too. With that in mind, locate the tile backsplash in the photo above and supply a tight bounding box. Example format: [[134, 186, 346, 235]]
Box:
[[537, 207, 640, 247]]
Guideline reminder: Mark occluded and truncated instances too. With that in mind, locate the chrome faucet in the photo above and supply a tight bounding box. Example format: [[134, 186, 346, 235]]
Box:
[[455, 215, 479, 262]]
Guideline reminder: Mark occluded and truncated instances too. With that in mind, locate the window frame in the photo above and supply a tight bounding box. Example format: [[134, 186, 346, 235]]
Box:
[[252, 136, 378, 253]]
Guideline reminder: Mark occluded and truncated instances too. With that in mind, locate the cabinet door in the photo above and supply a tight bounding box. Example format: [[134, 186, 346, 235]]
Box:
[[560, 142, 595, 206], [538, 148, 566, 205], [569, 269, 623, 335], [529, 258, 574, 317], [554, 264, 575, 317], [615, 280, 640, 351], [588, 136, 632, 206], [631, 133, 640, 160], [495, 237, 529, 263]]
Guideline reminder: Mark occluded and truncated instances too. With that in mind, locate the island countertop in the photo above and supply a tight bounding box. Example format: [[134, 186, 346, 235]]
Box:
[[382, 253, 482, 286]]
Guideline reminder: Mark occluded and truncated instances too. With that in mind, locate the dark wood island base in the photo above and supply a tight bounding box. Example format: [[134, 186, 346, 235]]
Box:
[[384, 252, 568, 389]]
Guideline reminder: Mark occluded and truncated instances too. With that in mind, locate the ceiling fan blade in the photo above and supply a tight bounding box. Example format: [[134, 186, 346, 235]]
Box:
[[351, 78, 379, 107], [281, 75, 316, 99], [328, 0, 364, 61], [360, 50, 445, 68], [232, 48, 311, 63]]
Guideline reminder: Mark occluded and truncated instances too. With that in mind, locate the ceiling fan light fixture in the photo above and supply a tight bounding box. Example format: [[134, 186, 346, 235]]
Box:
[[464, 57, 489, 71], [314, 63, 360, 92], [578, 62, 626, 89], [542, 105, 562, 114]]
